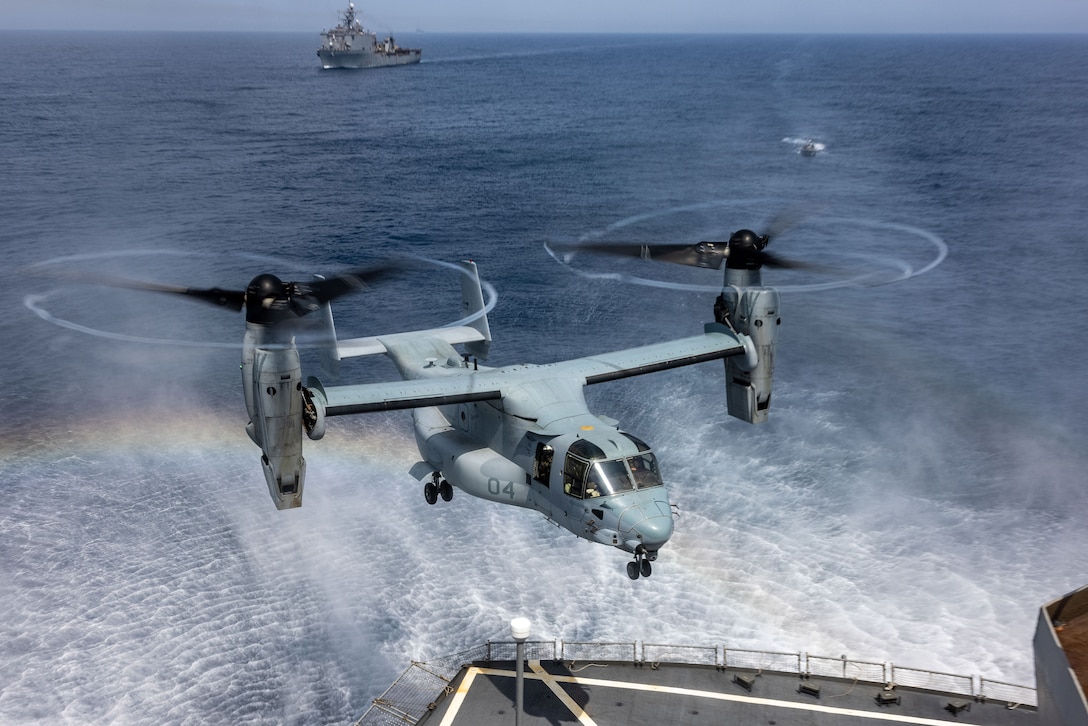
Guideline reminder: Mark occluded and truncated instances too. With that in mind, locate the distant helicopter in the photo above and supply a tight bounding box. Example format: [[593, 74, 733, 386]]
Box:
[[75, 228, 801, 579]]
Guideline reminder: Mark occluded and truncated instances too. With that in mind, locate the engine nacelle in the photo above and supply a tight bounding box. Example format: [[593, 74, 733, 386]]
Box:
[[244, 342, 306, 510], [717, 286, 780, 424], [261, 451, 305, 510]]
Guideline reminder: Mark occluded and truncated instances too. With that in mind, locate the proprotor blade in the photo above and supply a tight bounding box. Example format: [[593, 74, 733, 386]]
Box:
[[759, 250, 825, 270], [550, 240, 730, 269], [66, 271, 246, 311], [297, 263, 405, 305], [553, 225, 824, 273]]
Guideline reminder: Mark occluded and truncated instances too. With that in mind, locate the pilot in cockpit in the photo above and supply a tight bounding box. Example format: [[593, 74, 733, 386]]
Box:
[[585, 469, 603, 498], [629, 455, 658, 488]]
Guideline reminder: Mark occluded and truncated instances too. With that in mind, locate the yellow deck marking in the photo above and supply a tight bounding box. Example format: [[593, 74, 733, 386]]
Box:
[[529, 660, 598, 726], [448, 665, 972, 726], [437, 666, 480, 726], [553, 672, 970, 726]]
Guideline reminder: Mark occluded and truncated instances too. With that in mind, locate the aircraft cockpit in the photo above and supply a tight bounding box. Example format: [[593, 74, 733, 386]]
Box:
[[562, 434, 663, 499]]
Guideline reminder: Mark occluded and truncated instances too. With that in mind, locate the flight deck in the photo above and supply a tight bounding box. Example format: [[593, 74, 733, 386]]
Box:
[[355, 640, 1039, 726], [425, 659, 1035, 726], [355, 555, 1088, 726]]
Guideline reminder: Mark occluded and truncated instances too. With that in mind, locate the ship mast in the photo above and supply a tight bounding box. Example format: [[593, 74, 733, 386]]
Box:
[[342, 2, 361, 31]]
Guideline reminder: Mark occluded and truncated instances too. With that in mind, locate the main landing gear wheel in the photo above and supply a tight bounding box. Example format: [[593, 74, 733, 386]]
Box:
[[626, 554, 653, 580], [425, 473, 453, 505]]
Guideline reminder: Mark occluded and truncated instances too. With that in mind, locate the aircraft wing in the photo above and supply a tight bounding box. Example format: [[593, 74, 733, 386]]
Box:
[[321, 375, 503, 416], [551, 322, 752, 385], [318, 323, 751, 417]]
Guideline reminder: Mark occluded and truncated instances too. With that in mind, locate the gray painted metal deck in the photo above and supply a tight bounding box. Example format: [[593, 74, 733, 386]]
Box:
[[418, 659, 1036, 726]]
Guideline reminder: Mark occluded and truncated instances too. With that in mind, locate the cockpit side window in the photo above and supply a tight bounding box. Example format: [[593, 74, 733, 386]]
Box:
[[563, 456, 588, 498]]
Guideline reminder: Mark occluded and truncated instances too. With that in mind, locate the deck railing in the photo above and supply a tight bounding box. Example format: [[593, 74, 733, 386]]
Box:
[[355, 639, 1037, 725]]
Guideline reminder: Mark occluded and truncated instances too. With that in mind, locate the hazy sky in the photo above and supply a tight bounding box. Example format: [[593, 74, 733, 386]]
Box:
[[3, 0, 1088, 34]]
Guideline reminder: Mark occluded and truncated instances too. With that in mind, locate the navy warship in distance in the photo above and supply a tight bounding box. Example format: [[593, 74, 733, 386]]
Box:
[[317, 2, 421, 69]]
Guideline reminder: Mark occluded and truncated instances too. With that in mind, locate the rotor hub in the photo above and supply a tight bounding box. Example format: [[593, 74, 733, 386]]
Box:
[[725, 229, 769, 270], [247, 273, 285, 299], [245, 274, 291, 325]]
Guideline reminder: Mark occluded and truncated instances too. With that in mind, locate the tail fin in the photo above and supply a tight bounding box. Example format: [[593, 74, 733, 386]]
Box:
[[314, 301, 341, 378], [459, 260, 492, 360], [307, 274, 341, 378]]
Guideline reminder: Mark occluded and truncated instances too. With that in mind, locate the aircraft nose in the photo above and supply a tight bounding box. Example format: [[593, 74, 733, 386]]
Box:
[[634, 512, 673, 551]]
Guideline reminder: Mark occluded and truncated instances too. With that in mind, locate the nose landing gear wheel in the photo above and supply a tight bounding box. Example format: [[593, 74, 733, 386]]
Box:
[[439, 480, 453, 502], [626, 553, 654, 580], [424, 481, 438, 505]]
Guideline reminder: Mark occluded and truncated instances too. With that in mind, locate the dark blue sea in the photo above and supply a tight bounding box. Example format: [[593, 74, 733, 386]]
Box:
[[2, 31, 1087, 723]]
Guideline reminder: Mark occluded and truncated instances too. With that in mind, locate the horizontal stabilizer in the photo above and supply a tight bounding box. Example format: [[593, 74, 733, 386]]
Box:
[[336, 326, 487, 359], [336, 259, 492, 360]]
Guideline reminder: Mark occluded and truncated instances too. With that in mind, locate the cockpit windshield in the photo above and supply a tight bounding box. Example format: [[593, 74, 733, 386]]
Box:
[[563, 443, 663, 499], [585, 459, 634, 498], [626, 452, 663, 489]]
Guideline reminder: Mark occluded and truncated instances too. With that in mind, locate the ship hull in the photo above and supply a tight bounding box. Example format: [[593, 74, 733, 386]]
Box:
[[317, 49, 421, 69]]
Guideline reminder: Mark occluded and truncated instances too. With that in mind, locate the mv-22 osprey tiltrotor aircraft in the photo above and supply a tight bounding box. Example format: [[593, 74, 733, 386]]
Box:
[[96, 229, 797, 579]]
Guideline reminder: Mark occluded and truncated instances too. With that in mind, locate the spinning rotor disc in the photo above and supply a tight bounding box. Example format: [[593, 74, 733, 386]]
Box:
[[547, 200, 947, 294], [25, 250, 498, 349]]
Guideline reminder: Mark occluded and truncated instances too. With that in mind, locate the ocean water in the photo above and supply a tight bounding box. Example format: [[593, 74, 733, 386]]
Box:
[[2, 30, 1088, 723]]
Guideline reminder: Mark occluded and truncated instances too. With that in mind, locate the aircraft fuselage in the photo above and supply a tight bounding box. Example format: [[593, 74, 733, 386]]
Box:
[[405, 349, 675, 563]]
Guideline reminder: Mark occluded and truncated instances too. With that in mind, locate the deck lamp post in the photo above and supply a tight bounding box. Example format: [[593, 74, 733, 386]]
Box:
[[511, 617, 531, 726]]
